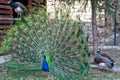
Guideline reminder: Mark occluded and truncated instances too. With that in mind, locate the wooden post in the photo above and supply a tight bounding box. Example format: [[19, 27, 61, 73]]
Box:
[[28, 0, 32, 13], [39, 0, 47, 5], [91, 0, 98, 54]]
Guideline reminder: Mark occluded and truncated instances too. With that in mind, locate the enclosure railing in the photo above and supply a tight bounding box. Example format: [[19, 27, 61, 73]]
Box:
[[0, 18, 21, 20]]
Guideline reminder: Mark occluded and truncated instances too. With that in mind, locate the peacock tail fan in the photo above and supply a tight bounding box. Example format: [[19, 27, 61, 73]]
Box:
[[0, 5, 90, 80]]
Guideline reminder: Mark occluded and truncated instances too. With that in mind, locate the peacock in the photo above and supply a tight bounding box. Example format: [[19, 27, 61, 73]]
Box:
[[8, 0, 27, 17], [0, 6, 89, 80], [94, 50, 115, 69]]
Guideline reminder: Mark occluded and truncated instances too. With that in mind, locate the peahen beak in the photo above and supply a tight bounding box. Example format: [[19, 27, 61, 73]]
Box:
[[8, 1, 10, 4]]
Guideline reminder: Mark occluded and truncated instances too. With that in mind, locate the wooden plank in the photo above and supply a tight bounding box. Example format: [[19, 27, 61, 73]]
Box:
[[0, 2, 10, 5], [0, 0, 9, 2], [0, 18, 20, 20], [28, 0, 32, 13], [0, 5, 11, 9], [0, 20, 12, 25], [0, 10, 13, 14], [0, 25, 11, 29], [0, 15, 12, 18]]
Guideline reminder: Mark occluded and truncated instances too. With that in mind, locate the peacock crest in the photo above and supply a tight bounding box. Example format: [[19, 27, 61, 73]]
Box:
[[0, 5, 89, 80]]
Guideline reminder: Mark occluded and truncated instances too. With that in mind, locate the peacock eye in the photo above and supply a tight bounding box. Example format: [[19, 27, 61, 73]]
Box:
[[23, 28, 27, 33], [43, 33, 47, 37], [19, 38, 23, 41], [41, 17, 45, 21], [37, 43, 41, 47], [26, 37, 30, 41], [20, 25, 25, 29], [55, 15, 58, 19], [28, 22, 32, 26], [62, 15, 65, 19], [66, 22, 70, 26], [18, 45, 22, 48], [40, 37, 43, 41], [26, 17, 30, 21], [46, 20, 51, 24], [30, 30, 34, 34], [60, 22, 64, 26], [54, 24, 57, 28], [14, 38, 17, 41], [35, 23, 39, 27], [41, 25, 46, 29], [35, 15, 39, 19], [15, 32, 19, 36], [37, 30, 41, 35], [24, 43, 27, 47], [47, 13, 50, 16], [33, 37, 37, 41], [31, 42, 35, 45]]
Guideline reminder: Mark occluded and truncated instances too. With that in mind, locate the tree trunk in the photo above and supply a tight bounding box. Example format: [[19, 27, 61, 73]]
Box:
[[91, 0, 98, 54]]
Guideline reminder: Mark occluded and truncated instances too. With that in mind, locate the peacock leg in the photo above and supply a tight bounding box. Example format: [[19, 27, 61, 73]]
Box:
[[20, 13, 22, 20]]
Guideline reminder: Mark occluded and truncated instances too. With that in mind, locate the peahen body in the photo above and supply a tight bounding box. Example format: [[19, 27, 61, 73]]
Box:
[[94, 50, 115, 69], [0, 7, 89, 80]]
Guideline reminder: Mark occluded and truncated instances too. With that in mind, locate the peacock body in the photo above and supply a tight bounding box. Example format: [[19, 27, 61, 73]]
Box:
[[0, 6, 89, 80], [8, 0, 27, 15]]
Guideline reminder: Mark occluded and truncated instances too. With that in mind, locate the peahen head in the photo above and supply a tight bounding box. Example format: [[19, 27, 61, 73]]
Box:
[[95, 50, 101, 58], [97, 50, 100, 53]]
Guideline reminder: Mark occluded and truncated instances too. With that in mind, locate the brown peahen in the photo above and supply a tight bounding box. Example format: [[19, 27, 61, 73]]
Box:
[[0, 6, 89, 80], [94, 50, 115, 69]]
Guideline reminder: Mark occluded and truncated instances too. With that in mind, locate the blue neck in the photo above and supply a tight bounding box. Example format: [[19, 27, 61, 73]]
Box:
[[9, 1, 18, 8], [41, 52, 49, 71], [95, 51, 101, 58], [42, 56, 49, 71]]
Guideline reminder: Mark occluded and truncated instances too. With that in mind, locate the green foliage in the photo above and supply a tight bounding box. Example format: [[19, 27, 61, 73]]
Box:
[[0, 5, 89, 80]]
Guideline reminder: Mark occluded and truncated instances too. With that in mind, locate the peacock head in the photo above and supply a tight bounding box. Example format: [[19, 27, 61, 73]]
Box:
[[41, 51, 46, 59]]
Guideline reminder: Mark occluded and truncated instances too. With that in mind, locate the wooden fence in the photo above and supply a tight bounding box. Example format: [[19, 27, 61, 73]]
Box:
[[0, 0, 13, 46]]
